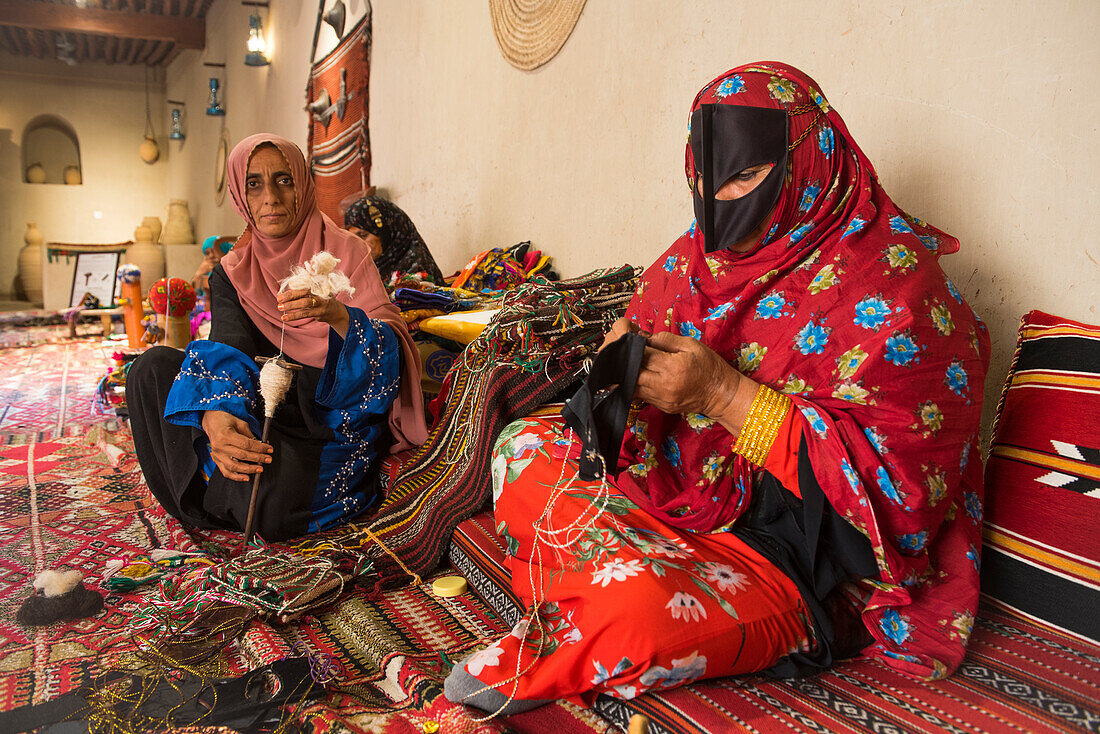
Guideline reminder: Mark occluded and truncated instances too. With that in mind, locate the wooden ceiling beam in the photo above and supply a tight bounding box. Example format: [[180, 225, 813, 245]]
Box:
[[0, 0, 204, 50]]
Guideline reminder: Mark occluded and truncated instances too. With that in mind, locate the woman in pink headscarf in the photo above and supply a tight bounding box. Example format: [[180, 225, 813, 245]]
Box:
[[128, 134, 427, 541]]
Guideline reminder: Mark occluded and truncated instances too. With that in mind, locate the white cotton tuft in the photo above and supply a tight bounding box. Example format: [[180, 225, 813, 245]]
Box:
[[259, 359, 294, 418], [34, 569, 83, 597], [279, 251, 356, 299]]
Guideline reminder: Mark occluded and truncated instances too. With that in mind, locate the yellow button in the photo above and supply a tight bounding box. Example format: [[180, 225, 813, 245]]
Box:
[[432, 575, 467, 598]]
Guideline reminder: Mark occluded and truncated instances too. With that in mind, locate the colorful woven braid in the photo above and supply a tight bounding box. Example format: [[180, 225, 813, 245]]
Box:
[[361, 265, 640, 587]]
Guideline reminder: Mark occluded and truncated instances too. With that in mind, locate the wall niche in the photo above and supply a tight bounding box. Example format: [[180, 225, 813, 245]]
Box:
[[22, 115, 82, 185]]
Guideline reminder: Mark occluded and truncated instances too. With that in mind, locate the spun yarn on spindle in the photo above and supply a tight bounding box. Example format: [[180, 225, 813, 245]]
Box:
[[259, 360, 293, 418]]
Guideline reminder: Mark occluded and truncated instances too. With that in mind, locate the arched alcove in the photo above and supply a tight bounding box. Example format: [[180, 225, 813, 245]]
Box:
[[22, 115, 82, 184]]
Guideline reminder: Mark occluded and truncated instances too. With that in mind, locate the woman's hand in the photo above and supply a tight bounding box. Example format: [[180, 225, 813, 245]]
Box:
[[636, 331, 760, 435], [598, 317, 649, 352], [277, 287, 350, 338], [201, 410, 273, 482]]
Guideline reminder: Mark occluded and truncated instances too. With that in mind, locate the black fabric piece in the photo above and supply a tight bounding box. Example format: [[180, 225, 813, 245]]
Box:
[[0, 658, 317, 734], [128, 266, 342, 542], [561, 332, 647, 481], [16, 583, 103, 626], [731, 437, 878, 678], [690, 104, 789, 252]]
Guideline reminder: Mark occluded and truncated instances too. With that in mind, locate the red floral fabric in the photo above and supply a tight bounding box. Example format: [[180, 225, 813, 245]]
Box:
[[615, 62, 990, 679], [462, 415, 811, 704]]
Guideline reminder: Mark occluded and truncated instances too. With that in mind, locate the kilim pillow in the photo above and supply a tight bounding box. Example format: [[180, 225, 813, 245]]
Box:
[[982, 310, 1100, 643]]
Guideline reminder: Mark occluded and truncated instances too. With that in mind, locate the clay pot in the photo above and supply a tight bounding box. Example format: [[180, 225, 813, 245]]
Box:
[[139, 136, 159, 164], [163, 199, 195, 245], [127, 225, 165, 285], [158, 314, 191, 349], [19, 222, 44, 305], [142, 216, 163, 244], [26, 163, 46, 184], [63, 165, 82, 185]]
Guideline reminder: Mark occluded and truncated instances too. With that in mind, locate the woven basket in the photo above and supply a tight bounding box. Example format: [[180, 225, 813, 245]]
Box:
[[489, 0, 587, 71]]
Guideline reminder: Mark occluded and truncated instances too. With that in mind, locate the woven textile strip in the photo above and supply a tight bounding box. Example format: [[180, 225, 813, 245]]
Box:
[[366, 266, 639, 585], [983, 310, 1100, 645], [306, 12, 371, 223]]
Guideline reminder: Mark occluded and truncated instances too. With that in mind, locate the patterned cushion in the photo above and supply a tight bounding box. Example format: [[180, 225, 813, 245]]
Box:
[[983, 310, 1100, 643], [448, 510, 524, 625]]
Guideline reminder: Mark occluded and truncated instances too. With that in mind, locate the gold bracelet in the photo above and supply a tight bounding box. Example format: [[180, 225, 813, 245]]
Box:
[[733, 385, 793, 466]]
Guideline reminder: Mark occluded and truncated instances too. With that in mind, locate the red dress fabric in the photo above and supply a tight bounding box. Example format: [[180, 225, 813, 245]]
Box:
[[461, 415, 812, 705], [616, 62, 990, 678]]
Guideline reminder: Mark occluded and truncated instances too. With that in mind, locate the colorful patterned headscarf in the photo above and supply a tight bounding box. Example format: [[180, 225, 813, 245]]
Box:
[[619, 62, 990, 679], [344, 197, 445, 285]]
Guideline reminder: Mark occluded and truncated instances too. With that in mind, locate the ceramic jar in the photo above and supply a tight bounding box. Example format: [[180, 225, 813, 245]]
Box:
[[127, 223, 165, 284], [163, 199, 195, 244], [142, 216, 163, 244], [19, 221, 44, 305], [63, 165, 81, 185], [26, 163, 45, 184]]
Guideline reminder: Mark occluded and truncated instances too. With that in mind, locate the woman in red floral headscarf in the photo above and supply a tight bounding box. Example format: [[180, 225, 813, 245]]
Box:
[[444, 62, 990, 714]]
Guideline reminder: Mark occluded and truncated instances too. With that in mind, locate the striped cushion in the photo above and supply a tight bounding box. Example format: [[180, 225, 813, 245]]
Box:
[[983, 310, 1100, 644]]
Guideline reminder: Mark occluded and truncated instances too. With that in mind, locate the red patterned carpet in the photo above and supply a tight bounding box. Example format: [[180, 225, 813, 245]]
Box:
[[0, 337, 611, 733]]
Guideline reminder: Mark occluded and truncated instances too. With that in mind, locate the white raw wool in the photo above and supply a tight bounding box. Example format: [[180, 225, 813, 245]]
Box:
[[279, 251, 356, 299], [34, 569, 83, 597]]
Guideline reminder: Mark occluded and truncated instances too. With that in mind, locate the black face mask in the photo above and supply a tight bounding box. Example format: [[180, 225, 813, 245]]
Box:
[[690, 104, 789, 253]]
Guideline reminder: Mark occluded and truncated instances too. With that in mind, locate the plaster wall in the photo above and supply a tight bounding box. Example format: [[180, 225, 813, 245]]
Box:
[[0, 55, 168, 299], [160, 0, 1096, 436]]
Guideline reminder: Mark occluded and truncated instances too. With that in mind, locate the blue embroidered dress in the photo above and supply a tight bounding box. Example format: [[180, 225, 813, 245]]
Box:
[[128, 266, 402, 540]]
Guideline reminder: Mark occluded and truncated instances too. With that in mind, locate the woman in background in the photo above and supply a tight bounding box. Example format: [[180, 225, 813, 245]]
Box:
[[128, 134, 427, 541], [344, 196, 446, 286]]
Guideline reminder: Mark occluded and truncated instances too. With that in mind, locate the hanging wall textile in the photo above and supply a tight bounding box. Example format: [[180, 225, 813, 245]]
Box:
[[489, 0, 587, 71], [306, 10, 372, 222]]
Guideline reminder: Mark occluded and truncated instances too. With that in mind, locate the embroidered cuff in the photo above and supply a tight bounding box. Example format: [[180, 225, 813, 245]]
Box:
[[733, 384, 793, 466]]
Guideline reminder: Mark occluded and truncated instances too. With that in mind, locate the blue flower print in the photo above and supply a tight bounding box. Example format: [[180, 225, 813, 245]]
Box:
[[661, 435, 682, 469], [704, 302, 734, 322], [864, 426, 887, 455], [841, 458, 861, 490], [795, 320, 830, 355], [918, 234, 940, 252], [876, 466, 904, 505], [662, 255, 677, 273], [715, 75, 745, 97], [897, 531, 929, 553], [880, 609, 912, 645], [883, 650, 920, 664], [755, 291, 786, 319], [967, 544, 980, 571], [853, 296, 891, 330], [961, 441, 971, 470], [944, 276, 963, 303], [686, 221, 697, 238], [798, 406, 829, 439], [679, 321, 703, 341], [884, 332, 920, 367], [798, 183, 822, 213], [817, 127, 835, 157], [964, 491, 982, 523], [945, 360, 969, 395], [788, 223, 813, 245], [889, 215, 914, 234], [842, 217, 867, 240]]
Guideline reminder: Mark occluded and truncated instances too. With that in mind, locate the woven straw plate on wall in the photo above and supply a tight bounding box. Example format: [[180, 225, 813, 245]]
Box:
[[489, 0, 587, 71]]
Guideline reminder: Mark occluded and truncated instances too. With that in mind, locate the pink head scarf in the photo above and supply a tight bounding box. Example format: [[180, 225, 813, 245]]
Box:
[[220, 133, 427, 452]]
